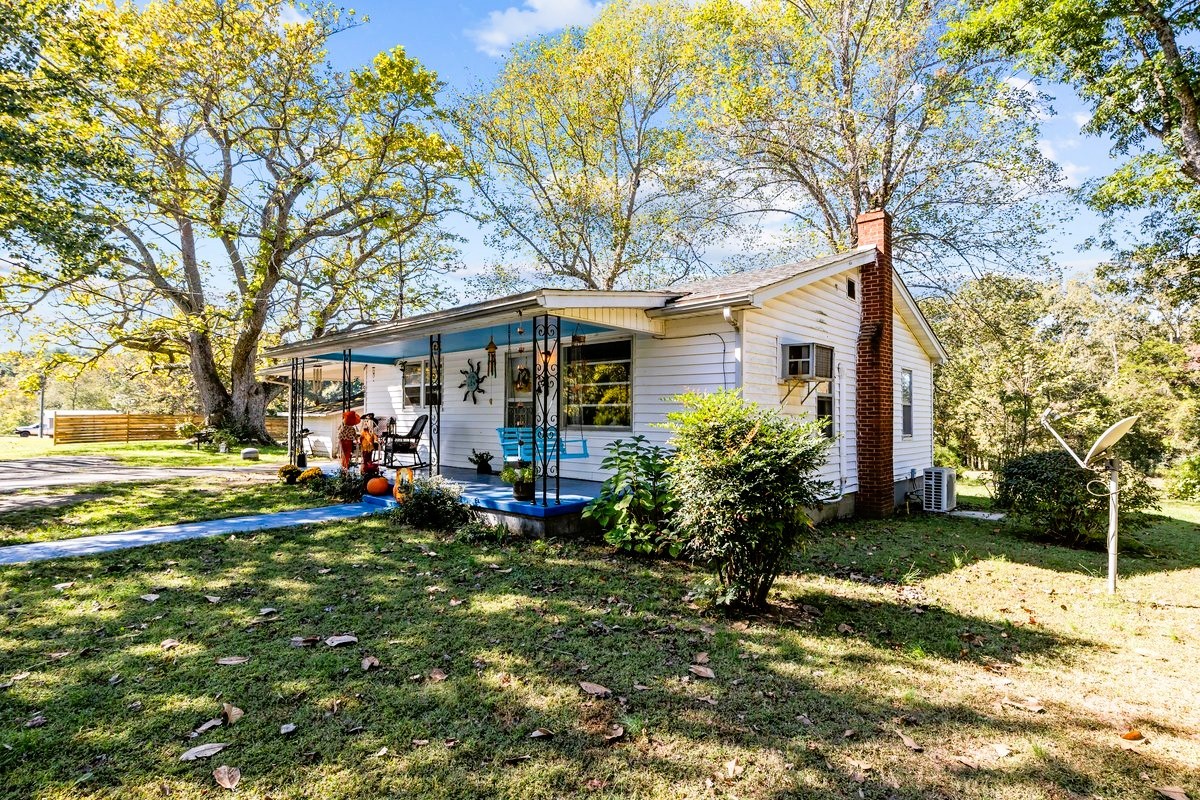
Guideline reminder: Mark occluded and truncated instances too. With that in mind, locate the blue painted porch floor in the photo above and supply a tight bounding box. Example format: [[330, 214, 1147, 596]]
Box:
[[368, 466, 602, 518], [0, 503, 382, 565]]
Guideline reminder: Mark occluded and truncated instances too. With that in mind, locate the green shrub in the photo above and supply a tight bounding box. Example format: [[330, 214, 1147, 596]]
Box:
[[301, 468, 365, 502], [390, 475, 472, 532], [934, 443, 962, 470], [995, 451, 1159, 548], [1165, 454, 1200, 501], [176, 421, 201, 440], [456, 518, 512, 544], [499, 464, 533, 484], [666, 390, 833, 609], [583, 435, 677, 554]]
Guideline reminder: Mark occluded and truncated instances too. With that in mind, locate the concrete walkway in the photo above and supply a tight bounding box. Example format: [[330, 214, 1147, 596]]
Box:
[[0, 456, 277, 494], [0, 503, 384, 565]]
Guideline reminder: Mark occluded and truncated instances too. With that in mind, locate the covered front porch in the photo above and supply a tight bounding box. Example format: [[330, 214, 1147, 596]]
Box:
[[264, 289, 672, 514]]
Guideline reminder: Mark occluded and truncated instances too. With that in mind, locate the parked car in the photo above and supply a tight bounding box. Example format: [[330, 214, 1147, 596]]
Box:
[[13, 423, 48, 437]]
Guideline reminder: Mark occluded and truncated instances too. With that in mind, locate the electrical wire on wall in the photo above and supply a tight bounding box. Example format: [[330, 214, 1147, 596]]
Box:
[[651, 331, 732, 390]]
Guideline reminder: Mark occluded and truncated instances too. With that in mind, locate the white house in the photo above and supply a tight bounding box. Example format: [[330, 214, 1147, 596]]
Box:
[[266, 210, 947, 520]]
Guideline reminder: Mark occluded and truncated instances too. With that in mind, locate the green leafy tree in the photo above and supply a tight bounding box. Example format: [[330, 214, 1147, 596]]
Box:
[[688, 0, 1062, 284], [1, 0, 461, 439], [455, 0, 739, 291]]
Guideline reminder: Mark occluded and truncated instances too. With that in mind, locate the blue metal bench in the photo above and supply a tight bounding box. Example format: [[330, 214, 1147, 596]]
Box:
[[496, 427, 589, 461]]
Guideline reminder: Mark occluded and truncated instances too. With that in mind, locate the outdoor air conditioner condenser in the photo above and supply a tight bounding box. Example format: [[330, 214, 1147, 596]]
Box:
[[922, 467, 956, 513]]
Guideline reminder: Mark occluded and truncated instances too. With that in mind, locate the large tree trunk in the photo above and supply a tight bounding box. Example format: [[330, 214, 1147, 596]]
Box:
[[186, 325, 275, 443]]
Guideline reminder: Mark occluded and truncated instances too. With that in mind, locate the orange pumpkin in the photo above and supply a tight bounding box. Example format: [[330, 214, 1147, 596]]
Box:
[[366, 476, 391, 496]]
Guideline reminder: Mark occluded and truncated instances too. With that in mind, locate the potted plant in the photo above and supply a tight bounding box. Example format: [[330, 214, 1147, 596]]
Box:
[[499, 462, 535, 501], [278, 464, 302, 485], [469, 449, 495, 475]]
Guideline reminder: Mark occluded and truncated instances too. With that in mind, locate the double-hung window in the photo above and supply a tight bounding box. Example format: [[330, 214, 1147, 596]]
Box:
[[563, 339, 632, 428], [900, 369, 913, 437]]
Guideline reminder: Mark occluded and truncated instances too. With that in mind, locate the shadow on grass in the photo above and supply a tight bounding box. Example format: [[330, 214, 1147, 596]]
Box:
[[4, 517, 1187, 799], [0, 480, 325, 547], [799, 504, 1200, 586]]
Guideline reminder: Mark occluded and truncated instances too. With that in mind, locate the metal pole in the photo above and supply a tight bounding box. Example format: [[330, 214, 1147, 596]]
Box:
[[38, 375, 46, 438], [1107, 456, 1119, 595]]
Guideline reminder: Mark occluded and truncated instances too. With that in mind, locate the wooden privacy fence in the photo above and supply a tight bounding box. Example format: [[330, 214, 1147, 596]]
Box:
[[53, 414, 290, 445]]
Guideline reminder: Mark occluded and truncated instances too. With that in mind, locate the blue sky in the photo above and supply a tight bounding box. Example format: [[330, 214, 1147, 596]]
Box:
[[316, 0, 1126, 289]]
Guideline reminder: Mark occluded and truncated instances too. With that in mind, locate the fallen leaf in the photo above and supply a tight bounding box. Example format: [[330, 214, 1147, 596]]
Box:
[[369, 747, 388, 758], [317, 568, 332, 574], [503, 754, 531, 765], [1121, 729, 1145, 741], [697, 695, 718, 706], [280, 723, 296, 735], [290, 636, 320, 647], [212, 765, 240, 790], [216, 656, 249, 666], [633, 683, 649, 691], [411, 739, 430, 747], [688, 665, 716, 680], [25, 713, 47, 728], [53, 582, 75, 591], [324, 634, 358, 647], [724, 757, 745, 780], [205, 596, 222, 604], [837, 623, 854, 634], [428, 668, 447, 682], [190, 718, 223, 738], [361, 656, 381, 671], [259, 607, 277, 615], [49, 651, 70, 660], [991, 743, 1012, 758], [443, 738, 458, 748], [449, 598, 464, 606], [842, 729, 857, 739], [579, 681, 612, 698], [160, 639, 181, 650], [140, 594, 160, 603], [1155, 789, 1191, 800], [221, 704, 243, 725], [529, 728, 554, 739], [180, 742, 228, 761], [586, 778, 609, 791], [694, 652, 710, 665], [896, 731, 924, 752], [953, 755, 979, 770], [1002, 696, 1045, 713], [604, 724, 625, 744]]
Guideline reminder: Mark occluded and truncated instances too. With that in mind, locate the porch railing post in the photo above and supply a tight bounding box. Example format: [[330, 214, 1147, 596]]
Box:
[[288, 357, 300, 465], [341, 349, 352, 413], [533, 314, 561, 507], [429, 333, 442, 475]]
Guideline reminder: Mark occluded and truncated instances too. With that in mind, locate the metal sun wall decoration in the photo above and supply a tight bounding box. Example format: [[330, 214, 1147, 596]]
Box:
[[459, 359, 487, 403]]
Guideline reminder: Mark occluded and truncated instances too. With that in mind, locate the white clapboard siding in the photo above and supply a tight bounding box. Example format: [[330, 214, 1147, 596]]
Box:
[[740, 270, 862, 494], [893, 311, 935, 484]]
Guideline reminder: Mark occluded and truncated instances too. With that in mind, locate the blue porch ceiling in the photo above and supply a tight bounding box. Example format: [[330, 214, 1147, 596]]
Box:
[[307, 321, 614, 365]]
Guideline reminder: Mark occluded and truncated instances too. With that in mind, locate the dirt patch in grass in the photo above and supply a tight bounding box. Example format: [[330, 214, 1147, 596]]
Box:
[[0, 503, 1196, 799]]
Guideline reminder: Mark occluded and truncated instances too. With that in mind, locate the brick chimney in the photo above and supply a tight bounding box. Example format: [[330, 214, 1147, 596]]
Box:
[[855, 209, 894, 519]]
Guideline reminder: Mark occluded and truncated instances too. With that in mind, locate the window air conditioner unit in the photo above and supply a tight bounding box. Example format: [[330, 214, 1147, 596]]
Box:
[[922, 467, 956, 513], [781, 343, 834, 381]]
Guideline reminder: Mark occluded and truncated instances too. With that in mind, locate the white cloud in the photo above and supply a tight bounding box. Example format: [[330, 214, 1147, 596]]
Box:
[[1038, 139, 1089, 188], [1072, 111, 1092, 129], [468, 0, 605, 57], [277, 4, 311, 27]]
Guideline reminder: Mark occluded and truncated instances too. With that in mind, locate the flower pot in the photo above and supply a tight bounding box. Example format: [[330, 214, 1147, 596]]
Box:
[[512, 480, 534, 501], [476, 463, 493, 475]]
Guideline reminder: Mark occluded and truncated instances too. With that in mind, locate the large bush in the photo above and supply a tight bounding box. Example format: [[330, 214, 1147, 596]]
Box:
[[1165, 454, 1200, 501], [583, 435, 678, 554], [995, 451, 1158, 548], [667, 390, 833, 608], [390, 475, 473, 532]]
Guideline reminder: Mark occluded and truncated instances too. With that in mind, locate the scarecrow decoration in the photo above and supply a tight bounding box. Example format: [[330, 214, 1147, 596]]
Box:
[[360, 412, 380, 472], [336, 409, 360, 470], [485, 335, 498, 378], [459, 359, 487, 404]]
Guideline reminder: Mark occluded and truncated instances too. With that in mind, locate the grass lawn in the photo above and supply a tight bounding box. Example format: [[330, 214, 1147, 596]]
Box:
[[0, 436, 289, 467], [0, 478, 333, 547], [1, 501, 1197, 799]]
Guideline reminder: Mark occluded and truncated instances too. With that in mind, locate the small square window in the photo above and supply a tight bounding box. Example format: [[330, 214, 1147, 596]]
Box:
[[847, 278, 857, 299]]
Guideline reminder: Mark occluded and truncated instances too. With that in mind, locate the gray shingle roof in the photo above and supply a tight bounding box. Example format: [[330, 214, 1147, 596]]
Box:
[[663, 248, 872, 308]]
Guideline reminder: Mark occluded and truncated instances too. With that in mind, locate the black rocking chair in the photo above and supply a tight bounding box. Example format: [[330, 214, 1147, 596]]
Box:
[[381, 414, 429, 471]]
